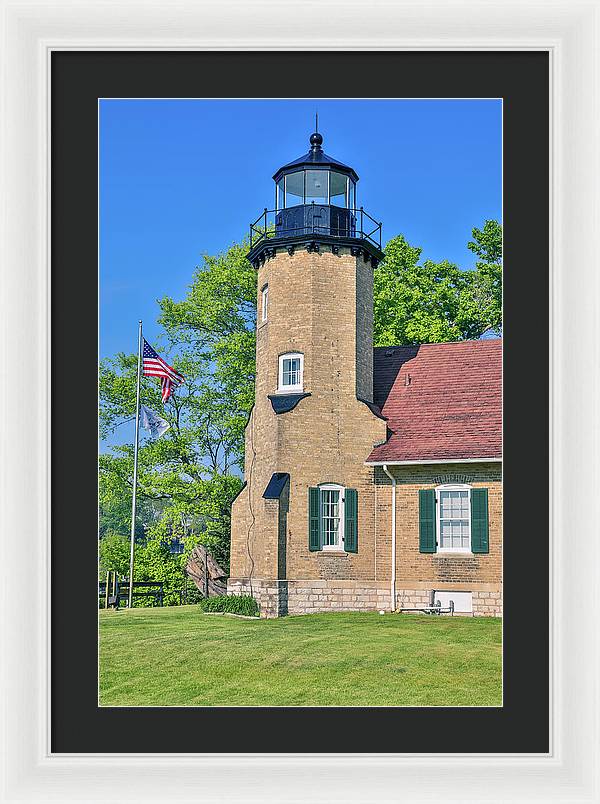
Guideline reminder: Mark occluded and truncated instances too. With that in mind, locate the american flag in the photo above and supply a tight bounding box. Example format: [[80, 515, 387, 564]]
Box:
[[142, 339, 185, 403]]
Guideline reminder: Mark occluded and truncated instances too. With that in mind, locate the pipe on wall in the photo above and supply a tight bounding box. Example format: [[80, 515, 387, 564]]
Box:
[[382, 464, 396, 611]]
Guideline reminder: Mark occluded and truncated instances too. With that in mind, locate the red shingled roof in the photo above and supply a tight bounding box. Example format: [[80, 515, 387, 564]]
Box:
[[366, 339, 502, 463]]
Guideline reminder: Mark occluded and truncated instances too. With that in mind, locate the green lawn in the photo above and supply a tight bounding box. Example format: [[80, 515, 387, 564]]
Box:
[[99, 606, 502, 707]]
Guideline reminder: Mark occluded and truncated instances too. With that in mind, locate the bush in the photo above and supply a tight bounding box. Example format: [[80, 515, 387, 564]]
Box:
[[199, 594, 259, 617]]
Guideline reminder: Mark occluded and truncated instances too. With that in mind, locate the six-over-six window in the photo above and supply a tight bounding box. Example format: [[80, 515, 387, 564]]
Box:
[[437, 487, 471, 552], [320, 485, 343, 549], [308, 485, 358, 553]]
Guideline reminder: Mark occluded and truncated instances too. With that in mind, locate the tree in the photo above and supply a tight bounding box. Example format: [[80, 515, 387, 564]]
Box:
[[467, 219, 502, 335], [99, 242, 252, 576], [373, 221, 502, 345], [157, 238, 257, 458]]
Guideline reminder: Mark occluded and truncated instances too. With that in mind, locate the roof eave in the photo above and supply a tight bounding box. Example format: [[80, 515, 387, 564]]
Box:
[[273, 157, 359, 184], [365, 456, 503, 467]]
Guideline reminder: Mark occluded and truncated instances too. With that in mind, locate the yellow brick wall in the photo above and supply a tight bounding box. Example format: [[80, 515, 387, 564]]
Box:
[[230, 245, 387, 581], [373, 463, 502, 589]]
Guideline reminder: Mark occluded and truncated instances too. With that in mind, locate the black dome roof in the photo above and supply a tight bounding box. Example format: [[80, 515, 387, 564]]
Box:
[[273, 132, 359, 183]]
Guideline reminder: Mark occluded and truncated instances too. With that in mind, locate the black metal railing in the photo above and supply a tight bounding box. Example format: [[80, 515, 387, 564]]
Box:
[[249, 204, 382, 251]]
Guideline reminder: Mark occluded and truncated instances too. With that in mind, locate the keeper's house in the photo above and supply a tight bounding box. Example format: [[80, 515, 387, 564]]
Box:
[[228, 131, 502, 618]]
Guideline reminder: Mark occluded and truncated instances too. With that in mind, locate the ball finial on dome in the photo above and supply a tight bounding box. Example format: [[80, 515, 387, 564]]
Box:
[[310, 131, 323, 148]]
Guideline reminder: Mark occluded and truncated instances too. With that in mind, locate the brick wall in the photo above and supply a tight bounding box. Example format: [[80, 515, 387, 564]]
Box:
[[373, 463, 502, 588], [230, 245, 387, 584]]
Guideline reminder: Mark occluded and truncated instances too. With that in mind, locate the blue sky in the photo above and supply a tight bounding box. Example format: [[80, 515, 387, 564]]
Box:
[[100, 98, 502, 364]]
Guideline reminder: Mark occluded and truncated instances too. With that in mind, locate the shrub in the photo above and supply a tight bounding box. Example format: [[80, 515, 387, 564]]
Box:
[[200, 594, 259, 617]]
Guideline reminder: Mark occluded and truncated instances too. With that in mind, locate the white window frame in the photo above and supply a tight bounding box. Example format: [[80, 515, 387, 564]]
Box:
[[261, 284, 268, 322], [277, 352, 304, 393], [435, 483, 472, 554], [319, 483, 345, 551]]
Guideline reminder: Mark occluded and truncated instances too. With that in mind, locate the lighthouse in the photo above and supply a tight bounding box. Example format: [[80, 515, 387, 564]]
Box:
[[228, 129, 388, 616]]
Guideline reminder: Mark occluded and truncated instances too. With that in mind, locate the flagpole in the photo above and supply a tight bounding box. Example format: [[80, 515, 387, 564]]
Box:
[[128, 320, 143, 609]]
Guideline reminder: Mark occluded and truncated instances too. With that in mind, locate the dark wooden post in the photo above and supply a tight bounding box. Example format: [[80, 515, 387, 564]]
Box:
[[203, 545, 209, 598]]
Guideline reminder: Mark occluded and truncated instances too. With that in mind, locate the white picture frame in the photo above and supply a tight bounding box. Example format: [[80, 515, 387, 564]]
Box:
[[1, 0, 598, 801]]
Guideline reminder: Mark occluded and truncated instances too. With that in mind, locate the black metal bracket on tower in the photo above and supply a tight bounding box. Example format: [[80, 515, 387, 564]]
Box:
[[331, 244, 340, 255], [286, 244, 295, 256], [306, 241, 320, 253], [350, 246, 362, 258]]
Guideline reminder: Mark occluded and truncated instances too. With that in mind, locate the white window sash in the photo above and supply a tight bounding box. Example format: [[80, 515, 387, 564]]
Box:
[[277, 352, 303, 393], [319, 484, 345, 551], [436, 485, 472, 553]]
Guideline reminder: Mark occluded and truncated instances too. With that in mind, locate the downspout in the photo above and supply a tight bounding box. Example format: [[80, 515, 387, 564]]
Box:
[[382, 464, 396, 611]]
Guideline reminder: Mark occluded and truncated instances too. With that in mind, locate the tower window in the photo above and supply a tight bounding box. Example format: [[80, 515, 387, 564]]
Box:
[[278, 352, 303, 393], [261, 285, 268, 322]]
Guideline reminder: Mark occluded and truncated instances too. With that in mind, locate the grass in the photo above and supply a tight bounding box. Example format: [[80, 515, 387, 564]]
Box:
[[99, 606, 502, 707]]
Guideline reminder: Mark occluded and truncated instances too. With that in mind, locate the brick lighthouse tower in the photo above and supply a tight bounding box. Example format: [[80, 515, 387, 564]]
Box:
[[228, 129, 388, 616]]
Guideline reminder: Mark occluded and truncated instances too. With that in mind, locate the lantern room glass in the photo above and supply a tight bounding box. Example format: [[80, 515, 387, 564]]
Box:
[[349, 180, 356, 210], [305, 170, 328, 204], [330, 171, 348, 207], [278, 169, 355, 209], [284, 171, 304, 207], [276, 177, 284, 211]]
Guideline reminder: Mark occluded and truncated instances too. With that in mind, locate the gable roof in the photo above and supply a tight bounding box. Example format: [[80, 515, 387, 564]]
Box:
[[366, 339, 502, 464]]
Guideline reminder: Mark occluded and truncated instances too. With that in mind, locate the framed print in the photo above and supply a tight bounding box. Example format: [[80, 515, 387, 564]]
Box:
[[58, 51, 545, 750], [1, 1, 599, 802]]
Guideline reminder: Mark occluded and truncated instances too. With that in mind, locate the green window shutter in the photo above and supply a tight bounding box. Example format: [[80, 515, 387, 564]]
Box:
[[344, 488, 358, 553], [308, 487, 321, 551], [471, 488, 489, 553], [419, 489, 436, 553]]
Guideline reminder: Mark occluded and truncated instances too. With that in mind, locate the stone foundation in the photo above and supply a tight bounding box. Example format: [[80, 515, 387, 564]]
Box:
[[228, 578, 390, 617], [228, 578, 502, 618], [472, 589, 503, 617], [395, 589, 432, 609]]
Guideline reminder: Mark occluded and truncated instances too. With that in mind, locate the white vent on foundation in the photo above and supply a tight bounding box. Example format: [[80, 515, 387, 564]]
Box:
[[433, 591, 473, 613]]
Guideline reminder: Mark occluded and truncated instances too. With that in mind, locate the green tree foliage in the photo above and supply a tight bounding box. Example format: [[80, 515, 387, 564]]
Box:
[[466, 219, 502, 335], [157, 239, 257, 455], [373, 220, 502, 345], [99, 531, 130, 578]]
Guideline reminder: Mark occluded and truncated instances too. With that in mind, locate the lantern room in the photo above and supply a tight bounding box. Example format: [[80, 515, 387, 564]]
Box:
[[272, 132, 358, 241], [247, 129, 382, 268]]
